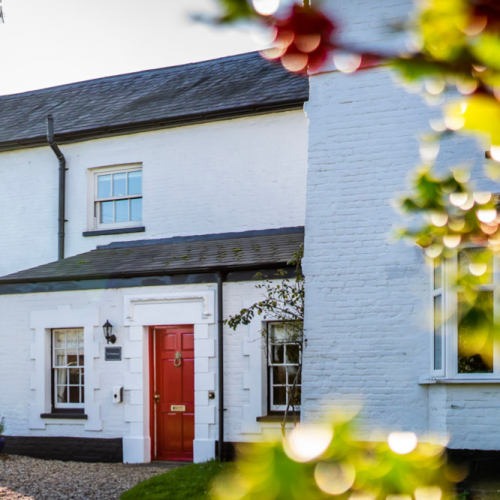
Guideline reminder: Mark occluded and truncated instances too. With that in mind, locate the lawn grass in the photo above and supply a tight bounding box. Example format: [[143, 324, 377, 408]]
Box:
[[120, 460, 230, 500]]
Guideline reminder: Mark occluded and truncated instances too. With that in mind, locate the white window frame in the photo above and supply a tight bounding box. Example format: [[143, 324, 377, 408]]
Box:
[[52, 328, 85, 409], [432, 248, 500, 380], [88, 164, 143, 231], [267, 322, 302, 412]]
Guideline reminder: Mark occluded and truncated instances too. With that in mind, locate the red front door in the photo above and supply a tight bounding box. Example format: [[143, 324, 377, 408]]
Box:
[[150, 326, 194, 461]]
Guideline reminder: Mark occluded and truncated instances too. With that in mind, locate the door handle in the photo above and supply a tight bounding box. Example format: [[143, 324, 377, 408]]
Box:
[[153, 394, 160, 403], [174, 351, 182, 367]]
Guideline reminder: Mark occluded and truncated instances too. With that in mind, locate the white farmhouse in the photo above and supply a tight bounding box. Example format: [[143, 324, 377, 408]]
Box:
[[0, 53, 309, 463], [1, 0, 498, 468]]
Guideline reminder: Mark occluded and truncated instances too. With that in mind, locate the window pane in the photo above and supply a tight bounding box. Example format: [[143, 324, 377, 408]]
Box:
[[78, 330, 84, 349], [69, 368, 80, 385], [79, 354, 84, 367], [69, 386, 80, 404], [458, 291, 494, 373], [66, 331, 78, 349], [100, 201, 113, 223], [286, 322, 303, 341], [459, 248, 493, 283], [130, 198, 142, 221], [113, 173, 127, 196], [67, 353, 78, 366], [54, 331, 65, 348], [287, 365, 301, 385], [56, 368, 67, 385], [81, 386, 85, 403], [291, 386, 301, 406], [128, 171, 142, 195], [97, 175, 112, 199], [272, 345, 284, 364], [270, 323, 285, 342], [434, 262, 442, 290], [272, 366, 287, 385], [434, 295, 443, 371], [285, 344, 301, 364], [273, 387, 286, 406], [55, 350, 65, 366], [115, 199, 129, 223], [57, 385, 67, 403]]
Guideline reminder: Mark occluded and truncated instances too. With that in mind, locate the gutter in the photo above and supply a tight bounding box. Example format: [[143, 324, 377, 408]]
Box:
[[217, 271, 226, 460], [46, 115, 67, 260], [0, 262, 296, 286], [0, 100, 307, 153]]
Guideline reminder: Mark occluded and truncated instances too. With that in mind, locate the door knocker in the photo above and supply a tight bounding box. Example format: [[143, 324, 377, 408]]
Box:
[[174, 351, 182, 367]]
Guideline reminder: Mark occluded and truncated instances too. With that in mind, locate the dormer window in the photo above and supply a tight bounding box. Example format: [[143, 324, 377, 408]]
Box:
[[92, 165, 142, 230]]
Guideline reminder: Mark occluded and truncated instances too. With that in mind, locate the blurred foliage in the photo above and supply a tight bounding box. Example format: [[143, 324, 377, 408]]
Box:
[[394, 166, 500, 258], [211, 416, 456, 500], [216, 0, 255, 23]]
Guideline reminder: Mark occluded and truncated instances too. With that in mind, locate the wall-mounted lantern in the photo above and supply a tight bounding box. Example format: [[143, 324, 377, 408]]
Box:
[[103, 320, 116, 344]]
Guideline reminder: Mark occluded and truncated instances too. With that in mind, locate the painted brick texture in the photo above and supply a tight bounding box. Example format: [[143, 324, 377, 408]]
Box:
[[303, 0, 500, 449], [0, 110, 307, 277], [0, 280, 282, 446]]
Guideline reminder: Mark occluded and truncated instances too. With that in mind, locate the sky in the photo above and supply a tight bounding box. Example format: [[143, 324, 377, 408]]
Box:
[[0, 0, 262, 96]]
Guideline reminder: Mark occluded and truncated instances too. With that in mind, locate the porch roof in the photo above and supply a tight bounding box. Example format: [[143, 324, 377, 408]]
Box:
[[0, 228, 304, 284]]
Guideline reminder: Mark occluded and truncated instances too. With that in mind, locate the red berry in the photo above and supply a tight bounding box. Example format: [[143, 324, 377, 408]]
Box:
[[266, 4, 337, 73], [471, 0, 500, 31]]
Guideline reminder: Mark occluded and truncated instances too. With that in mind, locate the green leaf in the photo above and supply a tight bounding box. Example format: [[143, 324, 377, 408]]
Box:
[[391, 57, 448, 82], [471, 32, 500, 72], [216, 0, 254, 23]]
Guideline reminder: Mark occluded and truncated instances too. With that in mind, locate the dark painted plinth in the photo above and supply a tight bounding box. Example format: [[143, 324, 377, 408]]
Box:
[[215, 441, 236, 462], [448, 449, 500, 485], [4, 436, 123, 463]]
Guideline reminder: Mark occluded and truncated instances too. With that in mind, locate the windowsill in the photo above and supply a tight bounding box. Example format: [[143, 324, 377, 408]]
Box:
[[257, 414, 300, 423], [420, 378, 500, 385], [41, 411, 88, 420], [83, 226, 145, 237]]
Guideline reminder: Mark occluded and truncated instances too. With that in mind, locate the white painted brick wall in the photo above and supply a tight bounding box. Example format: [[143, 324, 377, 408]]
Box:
[[223, 281, 271, 442], [0, 110, 307, 276], [303, 0, 500, 449], [0, 279, 282, 445]]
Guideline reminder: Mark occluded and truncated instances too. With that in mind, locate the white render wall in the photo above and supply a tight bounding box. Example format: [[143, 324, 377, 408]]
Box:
[[303, 0, 500, 450], [0, 110, 307, 276], [0, 279, 285, 460]]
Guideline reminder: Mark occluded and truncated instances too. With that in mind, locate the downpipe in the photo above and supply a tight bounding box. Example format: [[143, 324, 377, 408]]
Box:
[[217, 271, 225, 460], [46, 115, 67, 260]]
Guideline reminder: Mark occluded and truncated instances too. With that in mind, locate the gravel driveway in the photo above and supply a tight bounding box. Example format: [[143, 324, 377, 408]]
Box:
[[0, 455, 177, 500]]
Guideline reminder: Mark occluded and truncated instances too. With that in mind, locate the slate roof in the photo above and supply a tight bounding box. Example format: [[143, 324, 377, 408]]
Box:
[[0, 52, 308, 152], [0, 230, 304, 284]]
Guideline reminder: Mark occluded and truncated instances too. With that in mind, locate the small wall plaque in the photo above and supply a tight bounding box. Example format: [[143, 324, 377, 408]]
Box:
[[105, 346, 122, 361]]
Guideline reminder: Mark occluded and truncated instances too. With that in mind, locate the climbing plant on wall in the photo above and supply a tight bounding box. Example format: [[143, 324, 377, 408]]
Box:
[[225, 246, 304, 432]]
